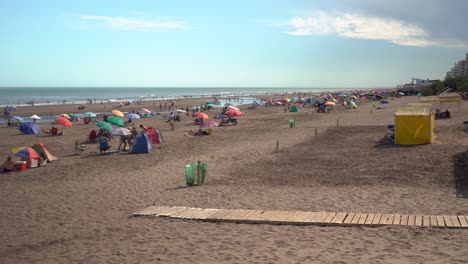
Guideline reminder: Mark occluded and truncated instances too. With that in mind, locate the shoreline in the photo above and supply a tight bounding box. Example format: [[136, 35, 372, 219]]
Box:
[[0, 87, 392, 107]]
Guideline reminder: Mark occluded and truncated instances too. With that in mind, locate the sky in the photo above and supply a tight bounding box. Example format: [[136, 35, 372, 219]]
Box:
[[0, 0, 467, 88]]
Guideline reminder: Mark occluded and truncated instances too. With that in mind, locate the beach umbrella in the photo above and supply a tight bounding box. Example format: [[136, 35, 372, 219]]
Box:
[[106, 116, 124, 127], [61, 113, 71, 120], [126, 113, 141, 119], [380, 100, 389, 104], [224, 110, 243, 117], [84, 112, 97, 117], [112, 110, 124, 117], [227, 106, 240, 111], [253, 100, 261, 105], [11, 116, 24, 122], [55, 117, 72, 126], [349, 101, 357, 109], [111, 127, 132, 136], [350, 95, 357, 99], [19, 122, 40, 135], [275, 101, 282, 105], [199, 120, 219, 128], [4, 106, 16, 111], [96, 122, 114, 132], [398, 92, 405, 96], [141, 108, 151, 113], [194, 112, 209, 119], [11, 147, 39, 160], [69, 114, 80, 122], [325, 102, 336, 107], [30, 114, 41, 120], [175, 109, 187, 113]]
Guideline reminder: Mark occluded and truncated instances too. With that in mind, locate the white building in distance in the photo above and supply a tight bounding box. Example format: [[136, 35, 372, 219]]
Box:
[[446, 53, 468, 79]]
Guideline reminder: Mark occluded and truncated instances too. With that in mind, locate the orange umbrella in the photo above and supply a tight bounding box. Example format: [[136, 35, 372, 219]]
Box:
[[224, 110, 243, 117], [195, 112, 209, 119], [55, 117, 72, 126], [112, 110, 124, 117]]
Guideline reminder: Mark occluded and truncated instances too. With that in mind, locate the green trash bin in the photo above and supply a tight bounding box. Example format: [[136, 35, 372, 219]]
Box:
[[185, 164, 197, 186], [200, 163, 208, 184]]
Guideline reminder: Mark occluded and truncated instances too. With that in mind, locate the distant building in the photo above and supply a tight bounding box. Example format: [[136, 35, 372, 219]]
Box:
[[397, 78, 438, 95], [446, 53, 468, 79]]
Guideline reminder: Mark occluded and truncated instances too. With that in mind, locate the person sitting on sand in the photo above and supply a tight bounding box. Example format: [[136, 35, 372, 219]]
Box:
[[139, 124, 148, 133], [188, 129, 208, 136], [445, 109, 451, 118], [1, 156, 16, 172], [42, 126, 62, 136]]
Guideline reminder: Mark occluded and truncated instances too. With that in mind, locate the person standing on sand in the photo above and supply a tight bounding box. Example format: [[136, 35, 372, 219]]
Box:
[[140, 124, 148, 134]]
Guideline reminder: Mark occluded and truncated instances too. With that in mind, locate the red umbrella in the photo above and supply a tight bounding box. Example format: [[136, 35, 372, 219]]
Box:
[[194, 112, 209, 119], [224, 110, 243, 117], [55, 117, 72, 126]]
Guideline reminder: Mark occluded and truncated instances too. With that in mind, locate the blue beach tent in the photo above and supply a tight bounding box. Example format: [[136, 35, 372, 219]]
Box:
[[130, 133, 152, 154], [19, 122, 40, 135]]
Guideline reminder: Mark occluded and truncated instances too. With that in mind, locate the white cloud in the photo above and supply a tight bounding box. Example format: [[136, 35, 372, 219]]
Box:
[[81, 15, 185, 31], [267, 12, 467, 48]]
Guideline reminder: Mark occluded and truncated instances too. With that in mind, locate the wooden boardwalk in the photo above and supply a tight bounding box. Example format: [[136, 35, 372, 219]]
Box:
[[132, 206, 468, 228]]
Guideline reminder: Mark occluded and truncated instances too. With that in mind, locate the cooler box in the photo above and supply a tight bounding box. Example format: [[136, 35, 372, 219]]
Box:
[[15, 161, 27, 171]]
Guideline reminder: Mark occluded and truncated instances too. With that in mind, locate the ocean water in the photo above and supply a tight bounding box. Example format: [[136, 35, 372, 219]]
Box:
[[0, 87, 350, 107]]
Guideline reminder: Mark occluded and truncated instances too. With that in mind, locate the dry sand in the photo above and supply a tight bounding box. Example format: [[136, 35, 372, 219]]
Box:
[[1, 96, 468, 263]]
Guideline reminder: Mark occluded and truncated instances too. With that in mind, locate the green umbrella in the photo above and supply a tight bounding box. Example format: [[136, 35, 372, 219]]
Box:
[[84, 112, 97, 117], [96, 121, 114, 132], [106, 116, 124, 127]]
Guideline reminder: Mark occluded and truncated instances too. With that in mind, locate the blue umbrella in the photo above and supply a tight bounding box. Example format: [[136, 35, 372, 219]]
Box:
[[19, 122, 40, 135], [380, 100, 389, 104], [12, 116, 25, 122], [126, 113, 141, 119], [253, 100, 261, 105]]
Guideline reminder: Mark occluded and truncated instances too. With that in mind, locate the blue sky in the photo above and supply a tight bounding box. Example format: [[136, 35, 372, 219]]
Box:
[[0, 0, 467, 88]]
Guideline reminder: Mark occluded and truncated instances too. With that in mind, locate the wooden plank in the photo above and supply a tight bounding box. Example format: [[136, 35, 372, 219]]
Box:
[[414, 215, 423, 226], [392, 214, 401, 225], [331, 213, 347, 224], [407, 215, 416, 226], [152, 206, 175, 216], [323, 212, 337, 224], [450, 216, 461, 228], [400, 215, 409, 225], [302, 212, 319, 223], [248, 210, 266, 222], [162, 207, 187, 217], [343, 213, 355, 224], [436, 216, 445, 227], [429, 216, 438, 227], [357, 214, 368, 225], [350, 213, 361, 224], [172, 208, 195, 218], [386, 214, 395, 225], [379, 214, 388, 225], [444, 216, 454, 227], [364, 214, 375, 225], [316, 212, 331, 223], [267, 211, 294, 223], [371, 214, 382, 225], [293, 212, 314, 223], [308, 212, 324, 223], [422, 215, 431, 227], [457, 216, 468, 228]]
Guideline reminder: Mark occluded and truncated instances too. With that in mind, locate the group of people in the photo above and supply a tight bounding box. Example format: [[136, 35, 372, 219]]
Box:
[[435, 109, 451, 119]]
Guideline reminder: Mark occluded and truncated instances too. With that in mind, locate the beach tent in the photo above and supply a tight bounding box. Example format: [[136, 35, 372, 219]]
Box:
[[19, 122, 40, 135], [394, 107, 435, 145], [31, 142, 58, 162], [130, 133, 152, 154], [146, 126, 163, 144], [289, 105, 299, 112]]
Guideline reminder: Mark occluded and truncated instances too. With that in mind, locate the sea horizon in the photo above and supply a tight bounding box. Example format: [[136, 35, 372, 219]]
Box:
[[0, 87, 392, 107]]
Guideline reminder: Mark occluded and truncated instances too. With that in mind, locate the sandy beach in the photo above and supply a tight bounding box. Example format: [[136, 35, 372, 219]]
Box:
[[1, 95, 468, 263]]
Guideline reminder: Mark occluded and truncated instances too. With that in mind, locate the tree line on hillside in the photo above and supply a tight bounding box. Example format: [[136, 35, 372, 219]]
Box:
[[422, 77, 468, 96]]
